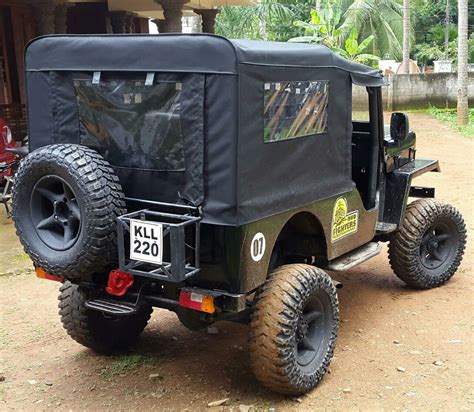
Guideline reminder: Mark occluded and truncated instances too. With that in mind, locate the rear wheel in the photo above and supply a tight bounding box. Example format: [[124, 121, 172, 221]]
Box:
[[249, 264, 339, 395], [388, 199, 466, 289], [58, 282, 152, 353]]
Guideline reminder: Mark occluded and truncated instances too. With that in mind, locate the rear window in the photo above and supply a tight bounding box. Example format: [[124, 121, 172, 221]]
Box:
[[74, 79, 184, 171], [263, 80, 329, 143]]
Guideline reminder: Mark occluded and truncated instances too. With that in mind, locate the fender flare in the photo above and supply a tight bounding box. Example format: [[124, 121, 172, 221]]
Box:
[[383, 159, 440, 227]]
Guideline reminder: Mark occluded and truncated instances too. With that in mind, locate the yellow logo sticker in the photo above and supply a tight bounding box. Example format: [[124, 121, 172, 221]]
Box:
[[331, 197, 359, 242]]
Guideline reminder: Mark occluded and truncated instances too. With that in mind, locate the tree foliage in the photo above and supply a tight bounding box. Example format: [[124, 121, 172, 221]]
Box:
[[215, 0, 294, 40], [335, 28, 380, 64], [288, 8, 344, 49], [215, 0, 473, 65], [342, 0, 404, 59], [288, 8, 380, 66], [411, 0, 474, 65]]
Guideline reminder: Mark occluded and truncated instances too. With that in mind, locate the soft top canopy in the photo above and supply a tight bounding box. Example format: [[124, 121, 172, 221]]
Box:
[[25, 34, 385, 87]]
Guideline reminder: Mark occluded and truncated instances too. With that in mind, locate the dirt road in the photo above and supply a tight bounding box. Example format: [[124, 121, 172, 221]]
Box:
[[0, 113, 473, 411]]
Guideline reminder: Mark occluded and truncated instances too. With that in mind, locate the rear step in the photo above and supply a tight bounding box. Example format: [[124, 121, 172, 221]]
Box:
[[327, 242, 381, 271], [85, 299, 137, 316]]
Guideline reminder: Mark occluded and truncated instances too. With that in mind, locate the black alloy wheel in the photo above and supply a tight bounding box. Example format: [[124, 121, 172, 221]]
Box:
[[419, 220, 458, 271], [295, 290, 333, 373], [12, 144, 126, 279], [30, 175, 82, 250]]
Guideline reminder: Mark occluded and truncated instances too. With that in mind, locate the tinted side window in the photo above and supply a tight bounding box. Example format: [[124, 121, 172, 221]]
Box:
[[263, 80, 329, 142], [74, 79, 184, 171]]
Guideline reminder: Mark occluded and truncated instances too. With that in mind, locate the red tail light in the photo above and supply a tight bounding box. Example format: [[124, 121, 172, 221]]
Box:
[[35, 267, 64, 283], [178, 290, 216, 314]]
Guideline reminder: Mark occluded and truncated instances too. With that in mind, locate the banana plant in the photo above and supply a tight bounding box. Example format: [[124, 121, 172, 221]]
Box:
[[334, 28, 380, 65], [288, 4, 343, 49]]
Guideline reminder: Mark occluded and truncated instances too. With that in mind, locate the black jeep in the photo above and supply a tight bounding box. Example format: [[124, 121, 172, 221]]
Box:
[[12, 34, 466, 395]]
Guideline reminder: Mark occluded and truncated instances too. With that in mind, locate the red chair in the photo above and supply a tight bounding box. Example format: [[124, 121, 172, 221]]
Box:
[[0, 118, 17, 216], [0, 118, 16, 165]]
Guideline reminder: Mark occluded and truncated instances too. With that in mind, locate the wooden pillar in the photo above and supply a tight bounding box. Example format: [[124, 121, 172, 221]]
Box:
[[153, 18, 166, 33], [194, 9, 219, 34], [135, 17, 150, 34], [154, 0, 189, 33], [108, 11, 128, 34], [29, 1, 58, 35], [125, 14, 136, 33], [54, 3, 72, 34], [11, 5, 35, 103]]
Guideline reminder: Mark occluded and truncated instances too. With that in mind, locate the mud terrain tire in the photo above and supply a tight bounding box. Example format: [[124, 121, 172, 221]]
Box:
[[388, 199, 466, 289], [249, 264, 339, 395], [12, 144, 126, 280], [58, 282, 152, 353]]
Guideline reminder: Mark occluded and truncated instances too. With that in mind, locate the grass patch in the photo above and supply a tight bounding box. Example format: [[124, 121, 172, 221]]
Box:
[[428, 107, 474, 138], [71, 351, 87, 362], [99, 354, 148, 379]]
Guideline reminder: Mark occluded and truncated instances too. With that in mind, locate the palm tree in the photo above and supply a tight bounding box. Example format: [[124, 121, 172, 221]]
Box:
[[401, 0, 411, 73], [215, 0, 293, 40], [217, 0, 404, 61], [457, 0, 468, 125], [342, 0, 404, 60]]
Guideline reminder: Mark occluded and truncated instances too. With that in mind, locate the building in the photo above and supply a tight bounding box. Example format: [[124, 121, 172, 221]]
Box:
[[0, 0, 250, 140]]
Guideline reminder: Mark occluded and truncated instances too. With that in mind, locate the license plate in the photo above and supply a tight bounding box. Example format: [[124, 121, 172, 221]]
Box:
[[129, 219, 163, 265]]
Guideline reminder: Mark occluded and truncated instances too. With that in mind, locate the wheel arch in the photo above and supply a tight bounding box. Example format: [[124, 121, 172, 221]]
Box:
[[270, 211, 328, 269], [239, 209, 330, 293]]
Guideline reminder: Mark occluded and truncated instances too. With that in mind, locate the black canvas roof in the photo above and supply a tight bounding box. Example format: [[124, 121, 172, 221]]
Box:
[[25, 34, 385, 87], [25, 33, 385, 226]]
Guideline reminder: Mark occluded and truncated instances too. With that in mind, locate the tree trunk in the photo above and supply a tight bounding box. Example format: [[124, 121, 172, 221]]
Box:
[[315, 0, 321, 11], [258, 0, 268, 40], [401, 0, 410, 74], [444, 0, 450, 59], [457, 0, 468, 125], [259, 15, 268, 40]]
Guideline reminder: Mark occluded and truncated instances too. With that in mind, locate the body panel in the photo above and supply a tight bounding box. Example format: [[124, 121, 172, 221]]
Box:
[[236, 188, 377, 292]]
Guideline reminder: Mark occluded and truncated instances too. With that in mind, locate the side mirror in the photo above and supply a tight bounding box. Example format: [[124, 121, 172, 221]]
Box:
[[390, 112, 409, 142]]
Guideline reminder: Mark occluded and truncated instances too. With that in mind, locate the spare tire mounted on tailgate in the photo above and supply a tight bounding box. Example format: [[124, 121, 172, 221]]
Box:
[[12, 144, 126, 280]]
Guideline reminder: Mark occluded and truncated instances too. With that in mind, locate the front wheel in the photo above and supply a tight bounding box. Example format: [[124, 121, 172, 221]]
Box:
[[388, 199, 467, 289], [249, 264, 339, 395]]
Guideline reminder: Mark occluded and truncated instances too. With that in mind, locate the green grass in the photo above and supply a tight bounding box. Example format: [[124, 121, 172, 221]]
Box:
[[99, 354, 149, 379], [428, 107, 474, 138]]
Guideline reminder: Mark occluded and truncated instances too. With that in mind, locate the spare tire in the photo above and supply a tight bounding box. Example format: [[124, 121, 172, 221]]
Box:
[[12, 144, 126, 280]]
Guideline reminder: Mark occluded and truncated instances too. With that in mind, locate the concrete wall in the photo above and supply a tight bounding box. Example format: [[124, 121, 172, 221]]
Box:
[[353, 73, 474, 111]]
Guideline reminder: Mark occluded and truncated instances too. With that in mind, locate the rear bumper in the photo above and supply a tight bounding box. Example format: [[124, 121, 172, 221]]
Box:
[[83, 285, 248, 318]]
